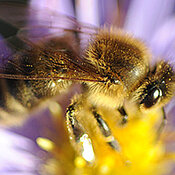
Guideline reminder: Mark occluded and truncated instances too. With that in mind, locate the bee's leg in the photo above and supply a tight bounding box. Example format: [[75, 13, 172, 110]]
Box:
[[66, 102, 95, 163], [118, 106, 128, 125], [92, 108, 120, 151], [156, 107, 167, 140]]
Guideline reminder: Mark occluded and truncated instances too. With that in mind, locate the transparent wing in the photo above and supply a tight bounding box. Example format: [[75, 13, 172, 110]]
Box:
[[0, 35, 101, 82], [0, 2, 98, 41], [0, 2, 102, 83]]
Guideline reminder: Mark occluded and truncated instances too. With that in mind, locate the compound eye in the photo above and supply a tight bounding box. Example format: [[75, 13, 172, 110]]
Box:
[[142, 88, 162, 108]]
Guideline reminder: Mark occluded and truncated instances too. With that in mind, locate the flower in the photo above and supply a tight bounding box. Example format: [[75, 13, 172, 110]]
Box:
[[0, 0, 175, 175], [0, 128, 42, 174]]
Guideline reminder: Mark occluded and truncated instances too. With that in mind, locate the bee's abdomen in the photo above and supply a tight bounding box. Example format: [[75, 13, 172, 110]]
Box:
[[0, 78, 72, 117], [0, 79, 38, 113]]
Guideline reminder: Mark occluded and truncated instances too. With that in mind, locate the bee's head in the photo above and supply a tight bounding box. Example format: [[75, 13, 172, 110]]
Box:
[[133, 61, 175, 110]]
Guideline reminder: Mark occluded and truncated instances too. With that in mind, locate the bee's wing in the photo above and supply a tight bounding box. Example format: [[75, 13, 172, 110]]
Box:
[[0, 2, 98, 41], [0, 36, 101, 82], [0, 2, 78, 29], [0, 1, 99, 53], [0, 2, 102, 82]]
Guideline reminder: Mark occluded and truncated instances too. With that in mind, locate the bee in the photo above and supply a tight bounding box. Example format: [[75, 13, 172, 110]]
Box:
[[0, 2, 175, 163]]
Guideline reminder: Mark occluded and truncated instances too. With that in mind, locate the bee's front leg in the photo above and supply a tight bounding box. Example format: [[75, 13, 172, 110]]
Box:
[[66, 103, 84, 141], [66, 101, 95, 163]]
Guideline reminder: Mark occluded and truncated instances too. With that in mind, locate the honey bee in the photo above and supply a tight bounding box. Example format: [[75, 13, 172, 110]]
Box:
[[0, 2, 175, 163]]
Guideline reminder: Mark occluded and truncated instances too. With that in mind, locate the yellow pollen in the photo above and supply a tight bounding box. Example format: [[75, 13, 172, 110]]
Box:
[[36, 137, 54, 151], [49, 102, 62, 117], [74, 156, 87, 168]]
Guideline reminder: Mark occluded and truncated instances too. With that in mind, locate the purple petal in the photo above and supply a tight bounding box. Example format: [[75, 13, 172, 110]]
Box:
[[98, 0, 118, 25], [75, 0, 99, 26], [10, 109, 56, 142], [124, 0, 175, 42], [0, 129, 42, 173], [150, 16, 175, 61], [30, 0, 74, 16]]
